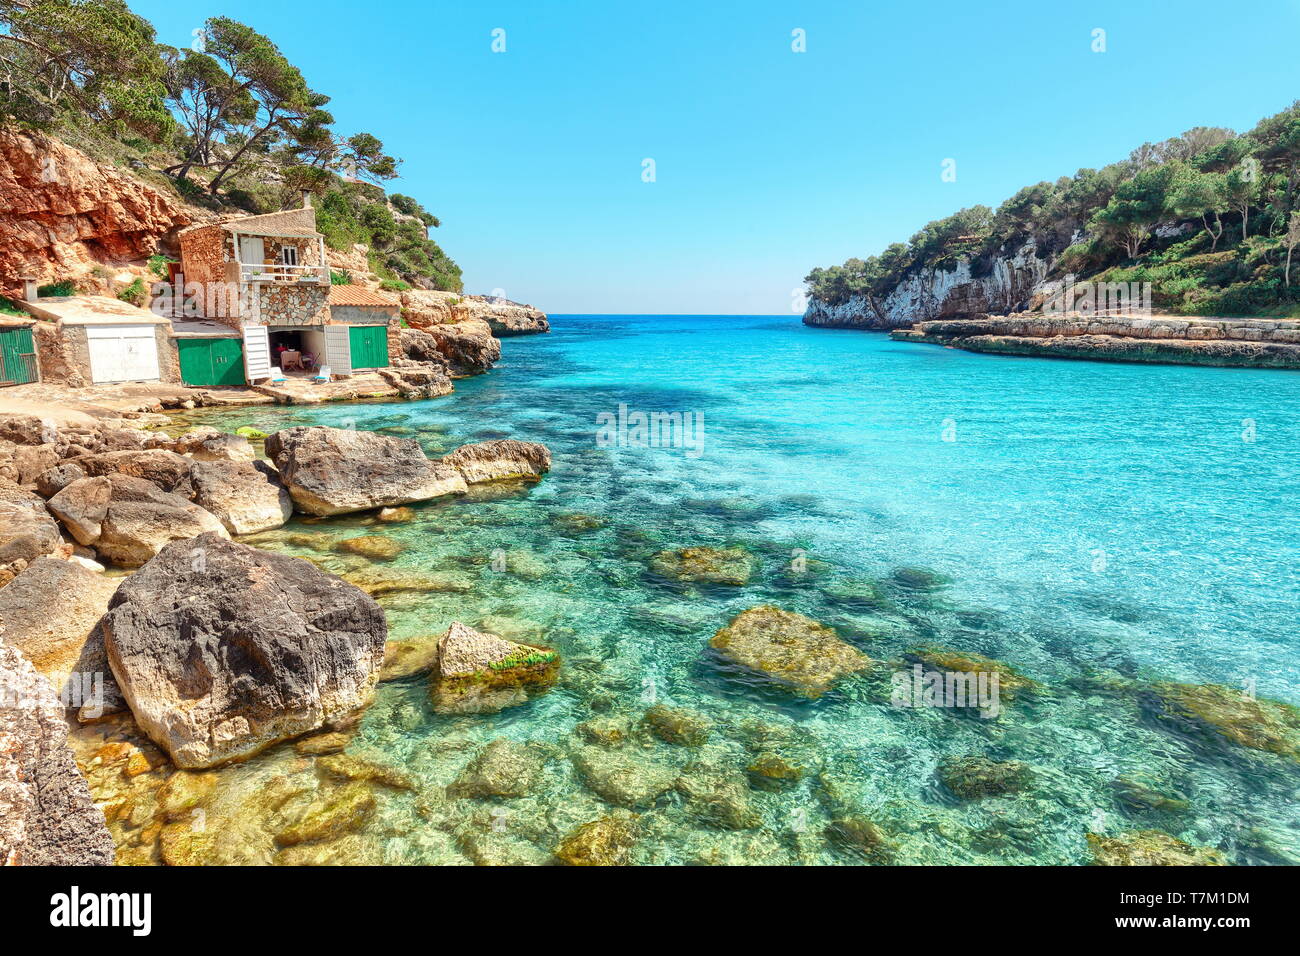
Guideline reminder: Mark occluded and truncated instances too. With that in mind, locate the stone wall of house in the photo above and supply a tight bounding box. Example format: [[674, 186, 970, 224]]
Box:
[[31, 322, 178, 385], [259, 284, 329, 326], [178, 225, 241, 329]]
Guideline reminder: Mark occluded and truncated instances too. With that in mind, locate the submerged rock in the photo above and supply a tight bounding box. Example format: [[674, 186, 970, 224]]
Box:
[[555, 814, 638, 866], [676, 759, 760, 830], [746, 752, 804, 792], [905, 646, 1039, 700], [709, 605, 871, 698], [938, 755, 1033, 799], [376, 506, 415, 523], [1111, 776, 1189, 814], [265, 425, 466, 516], [642, 704, 713, 746], [101, 534, 387, 768], [273, 782, 376, 847], [441, 439, 551, 484], [0, 640, 115, 865], [825, 817, 896, 863], [1086, 829, 1227, 866], [890, 566, 951, 591], [449, 739, 551, 799], [380, 636, 442, 682], [1147, 681, 1300, 760], [316, 752, 413, 790], [571, 747, 677, 809], [189, 459, 293, 535], [430, 621, 559, 714], [650, 546, 755, 585], [336, 534, 406, 561]]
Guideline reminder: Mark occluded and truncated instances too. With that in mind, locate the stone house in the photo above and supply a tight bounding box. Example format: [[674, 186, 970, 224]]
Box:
[[174, 199, 396, 384]]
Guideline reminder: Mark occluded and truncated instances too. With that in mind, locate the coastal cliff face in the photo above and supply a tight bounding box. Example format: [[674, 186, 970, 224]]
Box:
[[0, 128, 194, 294], [399, 289, 549, 336], [803, 242, 1052, 330]]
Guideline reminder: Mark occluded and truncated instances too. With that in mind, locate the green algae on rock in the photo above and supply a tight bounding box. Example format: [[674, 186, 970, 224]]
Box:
[[709, 605, 871, 698], [650, 546, 756, 586], [938, 756, 1033, 800], [555, 815, 639, 866], [1086, 829, 1227, 866], [430, 621, 559, 714], [1146, 682, 1300, 760]]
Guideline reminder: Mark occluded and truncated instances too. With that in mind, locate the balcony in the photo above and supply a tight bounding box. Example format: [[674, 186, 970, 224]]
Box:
[[240, 263, 329, 284]]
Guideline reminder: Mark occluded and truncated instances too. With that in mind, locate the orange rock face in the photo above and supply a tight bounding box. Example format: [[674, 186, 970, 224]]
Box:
[[0, 128, 193, 294]]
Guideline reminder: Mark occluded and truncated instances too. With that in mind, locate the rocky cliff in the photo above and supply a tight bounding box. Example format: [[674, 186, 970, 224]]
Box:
[[0, 127, 195, 296], [803, 241, 1052, 330], [399, 289, 549, 336]]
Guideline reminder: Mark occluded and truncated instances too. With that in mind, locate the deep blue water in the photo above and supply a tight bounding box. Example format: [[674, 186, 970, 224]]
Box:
[[175, 313, 1300, 864]]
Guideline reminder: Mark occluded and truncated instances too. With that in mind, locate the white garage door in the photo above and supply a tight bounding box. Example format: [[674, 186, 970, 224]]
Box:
[[86, 325, 161, 384]]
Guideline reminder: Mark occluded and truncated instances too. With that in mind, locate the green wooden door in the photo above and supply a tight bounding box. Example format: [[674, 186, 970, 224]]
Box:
[[178, 337, 247, 386], [349, 325, 389, 370], [0, 327, 38, 386]]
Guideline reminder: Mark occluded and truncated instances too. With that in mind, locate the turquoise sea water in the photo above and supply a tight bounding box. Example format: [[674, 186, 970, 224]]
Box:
[[178, 314, 1300, 865]]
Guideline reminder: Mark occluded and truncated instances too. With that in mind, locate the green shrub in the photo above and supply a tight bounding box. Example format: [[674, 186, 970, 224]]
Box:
[[379, 278, 410, 292], [330, 270, 353, 285], [38, 280, 77, 297], [0, 296, 26, 316], [117, 277, 147, 307], [148, 255, 175, 279]]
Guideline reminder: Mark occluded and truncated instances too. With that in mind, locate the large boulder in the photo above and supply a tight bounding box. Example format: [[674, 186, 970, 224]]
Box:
[[101, 534, 387, 768], [190, 459, 293, 535], [265, 425, 467, 516], [441, 439, 551, 484], [709, 606, 871, 698], [190, 433, 255, 463], [75, 448, 193, 495], [0, 501, 62, 586], [93, 475, 228, 567], [0, 640, 115, 864], [46, 476, 112, 546], [0, 557, 118, 681]]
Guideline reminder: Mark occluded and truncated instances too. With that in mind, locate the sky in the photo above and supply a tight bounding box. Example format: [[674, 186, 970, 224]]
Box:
[[130, 1, 1300, 314]]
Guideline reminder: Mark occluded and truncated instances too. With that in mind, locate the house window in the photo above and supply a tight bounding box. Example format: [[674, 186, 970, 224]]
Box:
[[281, 246, 299, 267]]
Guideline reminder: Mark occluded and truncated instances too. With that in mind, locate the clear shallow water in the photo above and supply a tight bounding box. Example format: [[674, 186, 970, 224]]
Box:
[[127, 314, 1300, 865]]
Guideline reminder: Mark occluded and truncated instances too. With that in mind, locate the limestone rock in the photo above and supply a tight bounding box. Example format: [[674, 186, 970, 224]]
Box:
[[643, 704, 713, 746], [0, 640, 115, 865], [46, 476, 112, 546], [190, 459, 293, 535], [1147, 681, 1300, 760], [0, 501, 62, 584], [430, 621, 559, 714], [190, 432, 256, 463], [709, 605, 871, 698], [0, 557, 119, 689], [441, 439, 551, 484], [101, 534, 387, 768], [75, 448, 194, 495], [265, 425, 467, 516], [94, 475, 228, 567]]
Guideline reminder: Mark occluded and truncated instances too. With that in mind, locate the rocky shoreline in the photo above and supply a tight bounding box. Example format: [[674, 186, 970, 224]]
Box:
[[889, 313, 1300, 369]]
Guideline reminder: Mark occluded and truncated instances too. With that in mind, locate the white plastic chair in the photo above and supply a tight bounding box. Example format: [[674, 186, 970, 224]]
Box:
[[313, 365, 331, 383], [269, 366, 287, 384]]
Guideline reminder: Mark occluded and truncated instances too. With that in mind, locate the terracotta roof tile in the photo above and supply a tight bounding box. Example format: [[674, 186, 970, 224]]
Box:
[[327, 286, 401, 308]]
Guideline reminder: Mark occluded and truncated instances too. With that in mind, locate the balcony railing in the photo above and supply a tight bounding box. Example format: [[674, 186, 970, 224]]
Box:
[[240, 263, 329, 284]]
